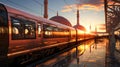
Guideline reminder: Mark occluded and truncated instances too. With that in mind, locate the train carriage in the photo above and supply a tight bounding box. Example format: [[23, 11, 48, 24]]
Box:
[[0, 3, 94, 65]]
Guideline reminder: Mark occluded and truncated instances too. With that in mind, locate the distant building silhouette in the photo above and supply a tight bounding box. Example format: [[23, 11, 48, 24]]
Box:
[[50, 12, 72, 27], [73, 10, 86, 31]]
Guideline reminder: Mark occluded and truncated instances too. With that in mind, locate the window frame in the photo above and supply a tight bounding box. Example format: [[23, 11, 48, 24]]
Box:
[[11, 17, 36, 40]]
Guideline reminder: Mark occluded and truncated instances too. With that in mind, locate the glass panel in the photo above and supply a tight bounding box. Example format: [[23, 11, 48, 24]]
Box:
[[24, 21, 36, 39], [11, 17, 36, 39], [43, 24, 53, 38], [38, 24, 41, 37], [11, 18, 24, 39]]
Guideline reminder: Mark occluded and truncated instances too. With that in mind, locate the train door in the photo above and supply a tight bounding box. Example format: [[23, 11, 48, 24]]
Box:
[[0, 3, 9, 65]]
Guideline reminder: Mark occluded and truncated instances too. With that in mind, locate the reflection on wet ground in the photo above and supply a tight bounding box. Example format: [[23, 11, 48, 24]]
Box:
[[69, 39, 106, 67], [35, 39, 104, 67], [34, 38, 120, 67], [106, 39, 120, 67]]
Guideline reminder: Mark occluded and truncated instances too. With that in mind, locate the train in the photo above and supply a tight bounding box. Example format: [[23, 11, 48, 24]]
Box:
[[0, 3, 94, 66]]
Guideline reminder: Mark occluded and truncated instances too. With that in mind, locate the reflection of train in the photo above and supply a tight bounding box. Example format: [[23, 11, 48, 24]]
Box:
[[0, 3, 94, 65]]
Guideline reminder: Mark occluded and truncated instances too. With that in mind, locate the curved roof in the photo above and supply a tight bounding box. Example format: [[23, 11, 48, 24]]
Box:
[[50, 16, 72, 27], [73, 24, 86, 31]]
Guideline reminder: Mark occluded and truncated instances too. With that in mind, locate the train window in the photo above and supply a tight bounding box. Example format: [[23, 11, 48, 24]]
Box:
[[38, 24, 41, 37], [24, 21, 36, 39], [43, 24, 70, 38], [11, 18, 24, 39], [43, 24, 53, 31], [11, 17, 36, 40], [53, 27, 59, 31], [13, 27, 19, 34], [43, 24, 53, 38]]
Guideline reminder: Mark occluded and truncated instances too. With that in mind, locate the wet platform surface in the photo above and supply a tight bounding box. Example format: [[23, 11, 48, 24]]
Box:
[[106, 39, 120, 67], [28, 38, 120, 67], [69, 39, 106, 67]]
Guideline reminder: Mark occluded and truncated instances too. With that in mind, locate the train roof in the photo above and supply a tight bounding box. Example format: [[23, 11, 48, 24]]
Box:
[[1, 3, 75, 30]]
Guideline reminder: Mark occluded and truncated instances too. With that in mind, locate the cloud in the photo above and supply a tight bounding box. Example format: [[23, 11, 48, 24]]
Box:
[[78, 4, 104, 11], [61, 4, 76, 12], [76, 0, 104, 5], [62, 0, 104, 12]]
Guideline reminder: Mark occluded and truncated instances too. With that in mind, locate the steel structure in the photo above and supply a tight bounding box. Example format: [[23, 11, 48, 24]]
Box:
[[104, 0, 120, 32], [104, 0, 120, 60]]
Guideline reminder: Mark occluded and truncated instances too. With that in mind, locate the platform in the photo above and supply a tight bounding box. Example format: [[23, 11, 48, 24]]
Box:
[[69, 39, 106, 67]]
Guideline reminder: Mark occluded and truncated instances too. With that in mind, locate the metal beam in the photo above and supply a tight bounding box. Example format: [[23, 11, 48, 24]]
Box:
[[105, 0, 120, 32], [104, 0, 120, 61]]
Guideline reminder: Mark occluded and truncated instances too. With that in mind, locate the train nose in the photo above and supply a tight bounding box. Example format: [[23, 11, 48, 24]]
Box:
[[0, 3, 9, 66]]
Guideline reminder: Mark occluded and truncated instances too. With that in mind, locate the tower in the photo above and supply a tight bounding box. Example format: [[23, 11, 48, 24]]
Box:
[[77, 9, 80, 25], [44, 0, 48, 19], [73, 9, 86, 31]]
